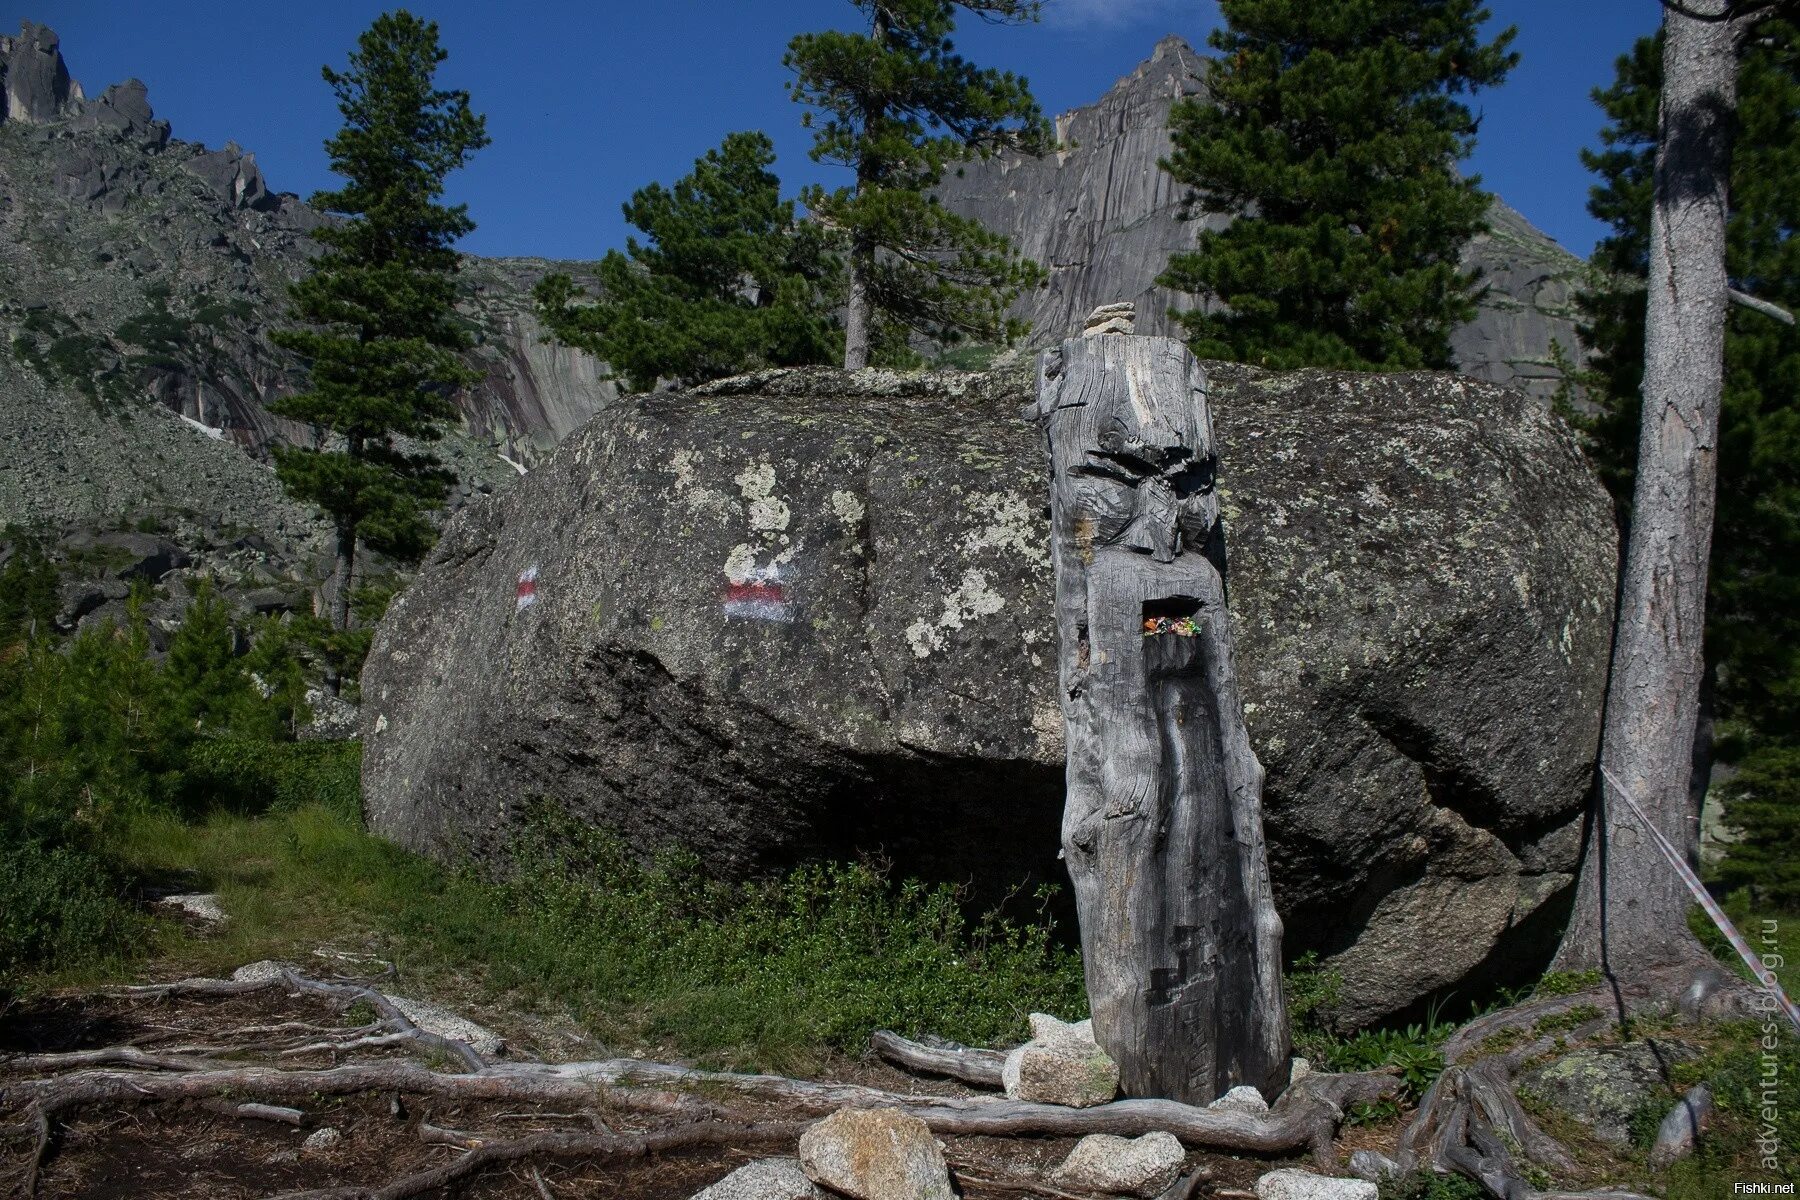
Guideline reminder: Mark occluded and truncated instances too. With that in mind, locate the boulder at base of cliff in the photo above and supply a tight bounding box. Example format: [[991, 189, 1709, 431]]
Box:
[[361, 362, 1617, 1026]]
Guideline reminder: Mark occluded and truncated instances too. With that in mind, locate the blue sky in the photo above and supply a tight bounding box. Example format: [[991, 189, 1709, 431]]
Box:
[[15, 2, 1662, 261]]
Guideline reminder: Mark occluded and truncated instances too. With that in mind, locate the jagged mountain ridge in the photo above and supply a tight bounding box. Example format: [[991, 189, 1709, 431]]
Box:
[[935, 35, 1591, 402], [0, 21, 612, 544]]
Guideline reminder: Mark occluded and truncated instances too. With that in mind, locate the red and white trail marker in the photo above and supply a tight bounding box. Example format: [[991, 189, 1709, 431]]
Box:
[[723, 566, 792, 623], [515, 566, 539, 613]]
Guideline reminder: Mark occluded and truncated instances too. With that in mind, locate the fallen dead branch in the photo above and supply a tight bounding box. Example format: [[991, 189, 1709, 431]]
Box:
[[2, 964, 1401, 1197], [871, 1029, 1008, 1087], [267, 1119, 807, 1200], [118, 969, 488, 1073]]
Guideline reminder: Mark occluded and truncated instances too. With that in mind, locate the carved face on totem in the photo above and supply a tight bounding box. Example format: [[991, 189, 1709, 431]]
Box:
[[1033, 335, 1220, 566]]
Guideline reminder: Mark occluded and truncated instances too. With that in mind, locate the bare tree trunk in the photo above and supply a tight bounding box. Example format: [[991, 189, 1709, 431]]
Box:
[[844, 256, 873, 369], [840, 5, 889, 371], [334, 522, 357, 633], [1555, 0, 1738, 974], [1030, 308, 1289, 1105]]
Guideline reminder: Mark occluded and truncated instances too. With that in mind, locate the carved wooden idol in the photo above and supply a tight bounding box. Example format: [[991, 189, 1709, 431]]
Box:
[[1027, 304, 1290, 1103]]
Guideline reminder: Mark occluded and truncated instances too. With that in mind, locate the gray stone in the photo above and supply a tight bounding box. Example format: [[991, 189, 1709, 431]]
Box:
[[362, 363, 1616, 1026], [1650, 1084, 1713, 1168], [1344, 1150, 1401, 1183], [1206, 1085, 1269, 1115], [1050, 1131, 1185, 1196], [300, 687, 361, 743], [1001, 1013, 1120, 1108], [1517, 1040, 1700, 1147], [933, 36, 1590, 407], [387, 995, 504, 1057], [1254, 1169, 1378, 1200], [3, 21, 75, 123], [798, 1108, 954, 1200], [301, 1127, 341, 1152], [158, 893, 227, 923], [184, 141, 271, 210], [70, 79, 169, 149], [691, 1158, 827, 1200], [60, 531, 190, 581]]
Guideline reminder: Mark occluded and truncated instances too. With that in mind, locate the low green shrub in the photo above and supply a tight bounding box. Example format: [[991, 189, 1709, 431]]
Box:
[[107, 801, 1086, 1072], [475, 811, 1088, 1063], [0, 838, 135, 990], [182, 739, 362, 819], [1378, 1171, 1485, 1200]]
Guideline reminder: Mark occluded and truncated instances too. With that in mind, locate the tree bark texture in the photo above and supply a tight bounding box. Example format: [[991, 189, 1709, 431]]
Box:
[[1029, 318, 1289, 1104], [843, 256, 872, 370], [1556, 0, 1737, 974]]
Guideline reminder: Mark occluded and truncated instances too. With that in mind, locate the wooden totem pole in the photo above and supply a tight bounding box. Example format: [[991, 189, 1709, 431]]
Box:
[[1028, 304, 1290, 1103]]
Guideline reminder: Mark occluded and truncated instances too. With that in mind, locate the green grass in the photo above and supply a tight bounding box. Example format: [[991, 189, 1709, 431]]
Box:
[[100, 801, 1086, 1073]]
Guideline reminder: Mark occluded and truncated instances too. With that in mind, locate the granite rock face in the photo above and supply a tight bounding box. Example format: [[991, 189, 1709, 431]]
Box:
[[1, 21, 76, 123], [934, 36, 1590, 405], [362, 362, 1618, 1025], [0, 23, 613, 552], [1517, 1040, 1699, 1147]]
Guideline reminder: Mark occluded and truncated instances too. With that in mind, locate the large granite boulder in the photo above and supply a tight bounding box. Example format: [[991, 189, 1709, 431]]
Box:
[[362, 362, 1617, 1025]]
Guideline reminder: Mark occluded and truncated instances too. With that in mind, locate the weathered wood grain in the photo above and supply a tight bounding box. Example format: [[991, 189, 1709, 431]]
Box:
[[1028, 313, 1289, 1103]]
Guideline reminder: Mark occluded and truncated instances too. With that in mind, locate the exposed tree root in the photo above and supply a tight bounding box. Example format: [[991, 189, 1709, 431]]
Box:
[[267, 1119, 806, 1200], [1393, 960, 1749, 1200], [119, 969, 488, 1072], [2, 966, 1401, 1197]]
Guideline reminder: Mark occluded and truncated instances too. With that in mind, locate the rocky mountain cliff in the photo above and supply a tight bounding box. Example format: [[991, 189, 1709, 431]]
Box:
[[935, 36, 1591, 403], [0, 21, 611, 550]]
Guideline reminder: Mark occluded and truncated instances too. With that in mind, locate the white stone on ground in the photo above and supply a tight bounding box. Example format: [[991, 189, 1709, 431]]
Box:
[[1255, 1167, 1379, 1200], [1288, 1056, 1313, 1084], [388, 994, 504, 1056], [799, 1108, 955, 1200], [1000, 1012, 1119, 1108], [1650, 1084, 1713, 1168], [1207, 1084, 1269, 1114], [691, 1157, 827, 1200], [158, 893, 227, 922], [301, 1127, 342, 1152], [1346, 1149, 1402, 1183], [1050, 1131, 1185, 1196], [230, 960, 289, 984]]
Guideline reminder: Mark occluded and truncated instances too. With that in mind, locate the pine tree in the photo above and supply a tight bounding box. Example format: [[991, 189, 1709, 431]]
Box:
[[1575, 17, 1800, 910], [535, 132, 840, 392], [785, 0, 1052, 369], [272, 10, 489, 631], [1159, 0, 1517, 370]]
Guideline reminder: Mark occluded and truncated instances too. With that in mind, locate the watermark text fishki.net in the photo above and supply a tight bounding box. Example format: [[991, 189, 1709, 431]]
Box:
[[1749, 919, 1787, 1176]]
